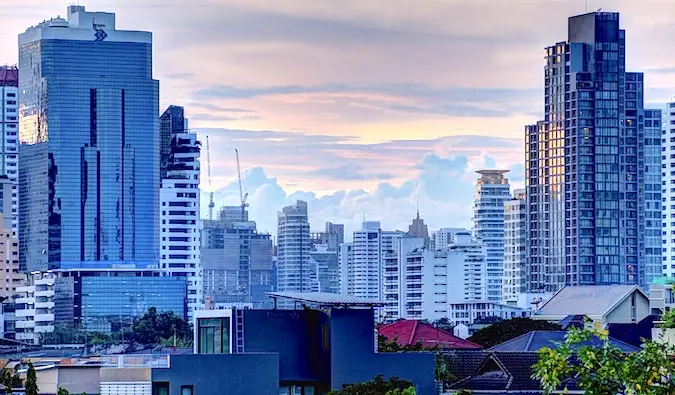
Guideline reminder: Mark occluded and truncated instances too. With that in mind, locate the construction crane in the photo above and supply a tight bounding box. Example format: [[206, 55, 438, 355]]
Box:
[[235, 149, 249, 217], [206, 136, 215, 221]]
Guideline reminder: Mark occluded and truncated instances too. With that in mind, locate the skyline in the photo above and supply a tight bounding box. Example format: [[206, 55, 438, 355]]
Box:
[[6, 1, 675, 235]]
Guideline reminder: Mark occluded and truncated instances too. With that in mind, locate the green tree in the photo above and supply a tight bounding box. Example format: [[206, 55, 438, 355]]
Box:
[[1, 368, 22, 392], [130, 307, 192, 346], [327, 375, 414, 395], [377, 335, 427, 352], [533, 326, 675, 394], [432, 318, 453, 333], [468, 317, 561, 348], [660, 309, 675, 329], [25, 362, 38, 395], [57, 387, 69, 395]]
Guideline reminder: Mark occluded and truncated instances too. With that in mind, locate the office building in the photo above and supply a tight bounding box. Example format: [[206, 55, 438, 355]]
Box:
[[276, 201, 312, 295], [0, 67, 18, 231], [309, 244, 339, 293], [447, 301, 530, 327], [472, 170, 511, 302], [159, 106, 202, 318], [407, 210, 429, 246], [311, 222, 344, 252], [643, 109, 661, 285], [502, 189, 527, 304], [19, 6, 159, 272], [201, 212, 274, 307], [159, 105, 184, 179], [526, 12, 661, 291]]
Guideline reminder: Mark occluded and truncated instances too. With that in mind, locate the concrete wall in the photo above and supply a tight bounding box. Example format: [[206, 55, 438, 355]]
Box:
[[606, 291, 650, 324], [152, 354, 279, 395], [58, 367, 101, 395], [329, 309, 436, 395]]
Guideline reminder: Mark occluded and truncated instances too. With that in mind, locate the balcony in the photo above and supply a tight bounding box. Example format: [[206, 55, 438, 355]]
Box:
[[35, 324, 54, 333], [15, 309, 35, 318], [35, 313, 54, 322], [35, 301, 54, 309], [15, 320, 35, 329]]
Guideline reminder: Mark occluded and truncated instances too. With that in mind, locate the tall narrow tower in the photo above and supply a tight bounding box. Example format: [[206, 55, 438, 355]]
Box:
[[472, 170, 511, 303]]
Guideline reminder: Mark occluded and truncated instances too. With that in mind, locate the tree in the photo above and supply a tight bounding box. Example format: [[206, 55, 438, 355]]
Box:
[[1, 368, 22, 392], [327, 375, 414, 395], [468, 317, 561, 348], [533, 326, 675, 394], [25, 362, 38, 395], [432, 318, 454, 333], [377, 335, 427, 352], [130, 307, 192, 346], [57, 387, 69, 395]]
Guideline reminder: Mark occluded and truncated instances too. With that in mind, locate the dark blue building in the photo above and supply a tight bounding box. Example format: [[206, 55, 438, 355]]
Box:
[[152, 294, 435, 394], [525, 11, 662, 291], [18, 5, 159, 272]]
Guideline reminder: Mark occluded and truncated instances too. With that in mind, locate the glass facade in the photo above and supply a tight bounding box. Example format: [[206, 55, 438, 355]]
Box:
[[526, 12, 661, 290], [19, 15, 159, 272]]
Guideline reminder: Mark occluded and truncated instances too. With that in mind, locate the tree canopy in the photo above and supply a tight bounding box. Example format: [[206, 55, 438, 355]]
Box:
[[468, 317, 561, 348], [25, 362, 38, 395], [533, 326, 675, 394], [130, 307, 192, 346], [327, 375, 415, 395]]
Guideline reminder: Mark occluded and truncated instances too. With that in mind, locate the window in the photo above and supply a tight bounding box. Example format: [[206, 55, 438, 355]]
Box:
[[198, 317, 230, 354], [181, 386, 194, 395], [153, 383, 169, 395]]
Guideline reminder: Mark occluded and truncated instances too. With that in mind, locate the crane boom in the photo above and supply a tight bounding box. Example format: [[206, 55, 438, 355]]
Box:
[[206, 136, 215, 220], [235, 149, 249, 217]]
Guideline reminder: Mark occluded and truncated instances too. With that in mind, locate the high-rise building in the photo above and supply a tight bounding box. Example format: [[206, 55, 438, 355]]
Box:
[[340, 221, 404, 300], [643, 110, 662, 285], [449, 231, 488, 301], [431, 228, 468, 251], [662, 104, 675, 278], [19, 6, 159, 272], [407, 210, 429, 246], [325, 222, 344, 251], [382, 236, 425, 321], [0, 67, 18, 231], [0, 178, 20, 298], [201, 212, 274, 307], [502, 189, 526, 304], [309, 244, 340, 294], [159, 105, 184, 179], [277, 201, 312, 295], [526, 11, 662, 290], [159, 106, 202, 318], [472, 170, 511, 302]]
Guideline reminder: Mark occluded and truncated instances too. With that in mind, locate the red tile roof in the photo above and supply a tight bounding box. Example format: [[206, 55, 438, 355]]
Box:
[[379, 320, 481, 349]]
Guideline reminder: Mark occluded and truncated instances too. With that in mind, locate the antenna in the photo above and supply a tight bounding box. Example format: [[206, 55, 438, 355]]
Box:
[[206, 136, 214, 220], [235, 149, 249, 218]]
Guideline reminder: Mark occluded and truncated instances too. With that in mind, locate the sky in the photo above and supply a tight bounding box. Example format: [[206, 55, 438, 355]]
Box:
[[4, 0, 675, 237]]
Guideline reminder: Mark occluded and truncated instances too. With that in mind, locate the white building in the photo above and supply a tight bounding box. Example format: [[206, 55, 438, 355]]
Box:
[[159, 107, 202, 319], [448, 301, 530, 327], [277, 201, 312, 295], [472, 170, 511, 303], [502, 189, 526, 305], [663, 104, 675, 278], [382, 237, 425, 321], [309, 244, 339, 294], [450, 231, 488, 301], [340, 221, 404, 301], [0, 67, 18, 231], [431, 228, 468, 251], [15, 272, 56, 344]]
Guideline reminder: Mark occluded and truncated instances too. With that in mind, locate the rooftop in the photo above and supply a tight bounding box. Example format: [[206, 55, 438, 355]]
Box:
[[488, 330, 640, 353], [379, 320, 481, 350], [266, 292, 383, 307], [535, 285, 645, 318]]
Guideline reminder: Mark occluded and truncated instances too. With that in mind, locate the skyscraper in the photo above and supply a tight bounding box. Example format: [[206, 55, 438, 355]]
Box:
[[340, 221, 404, 300], [407, 209, 430, 246], [277, 201, 311, 295], [19, 6, 159, 272], [526, 11, 661, 290], [0, 67, 18, 231], [201, 207, 274, 307], [472, 170, 511, 302], [159, 105, 202, 318], [502, 189, 526, 304]]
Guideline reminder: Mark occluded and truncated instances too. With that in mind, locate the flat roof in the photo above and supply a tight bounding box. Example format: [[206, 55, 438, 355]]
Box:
[[266, 292, 384, 307]]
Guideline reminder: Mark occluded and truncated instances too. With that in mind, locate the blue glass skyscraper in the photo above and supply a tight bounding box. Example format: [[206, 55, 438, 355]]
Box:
[[18, 6, 159, 272], [526, 12, 662, 291]]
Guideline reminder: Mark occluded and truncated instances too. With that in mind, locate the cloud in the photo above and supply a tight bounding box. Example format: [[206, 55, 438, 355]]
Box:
[[309, 164, 396, 181]]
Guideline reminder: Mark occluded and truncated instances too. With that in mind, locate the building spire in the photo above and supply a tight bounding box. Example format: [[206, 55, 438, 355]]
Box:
[[416, 201, 420, 220]]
